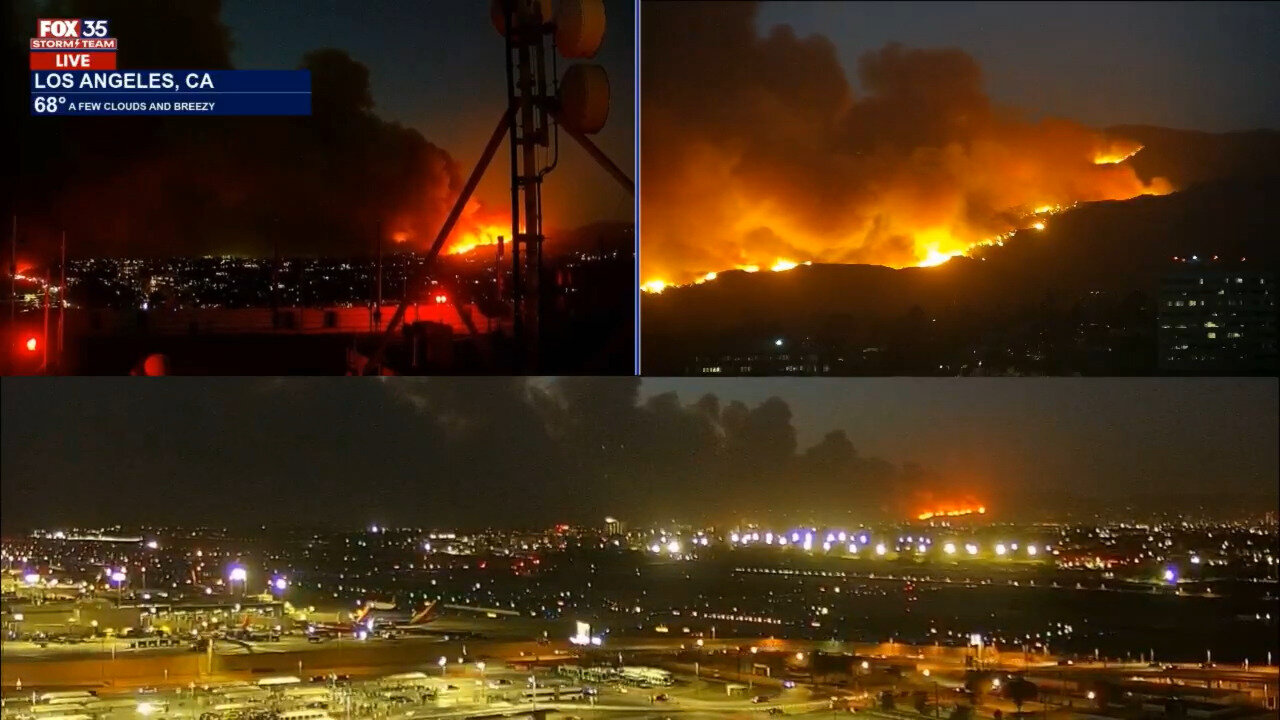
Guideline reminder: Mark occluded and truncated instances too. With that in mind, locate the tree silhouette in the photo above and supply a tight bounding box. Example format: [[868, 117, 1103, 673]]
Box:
[[1007, 677, 1038, 712]]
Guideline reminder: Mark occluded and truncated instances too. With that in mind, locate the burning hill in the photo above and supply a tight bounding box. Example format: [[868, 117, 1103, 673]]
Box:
[[640, 2, 1174, 290], [641, 174, 1280, 374]]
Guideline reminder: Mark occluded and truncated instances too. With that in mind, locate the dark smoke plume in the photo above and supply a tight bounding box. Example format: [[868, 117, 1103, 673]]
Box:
[[640, 1, 1169, 286]]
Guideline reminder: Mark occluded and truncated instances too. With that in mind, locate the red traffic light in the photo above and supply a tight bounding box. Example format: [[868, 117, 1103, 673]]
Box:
[[25, 336, 38, 352]]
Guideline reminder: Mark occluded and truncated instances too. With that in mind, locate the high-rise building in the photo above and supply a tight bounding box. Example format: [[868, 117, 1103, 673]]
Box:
[[1158, 258, 1277, 373], [604, 516, 624, 536]]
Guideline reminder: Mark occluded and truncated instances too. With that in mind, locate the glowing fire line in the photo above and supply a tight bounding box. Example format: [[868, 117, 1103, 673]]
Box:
[[641, 143, 1161, 290], [917, 506, 986, 521]]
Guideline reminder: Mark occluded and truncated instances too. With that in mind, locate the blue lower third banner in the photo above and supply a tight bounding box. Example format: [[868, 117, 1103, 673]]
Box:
[[30, 70, 311, 116]]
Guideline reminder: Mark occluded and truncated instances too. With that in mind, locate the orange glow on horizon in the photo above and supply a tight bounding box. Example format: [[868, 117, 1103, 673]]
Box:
[[446, 223, 509, 256], [388, 221, 510, 256], [917, 505, 987, 521]]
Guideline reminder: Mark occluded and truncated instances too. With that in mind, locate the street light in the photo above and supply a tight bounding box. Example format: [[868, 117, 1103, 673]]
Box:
[[228, 566, 247, 595], [438, 656, 447, 676], [476, 662, 486, 704], [110, 569, 127, 605]]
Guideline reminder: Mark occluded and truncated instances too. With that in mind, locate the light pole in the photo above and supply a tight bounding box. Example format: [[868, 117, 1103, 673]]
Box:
[[110, 570, 127, 606], [924, 669, 938, 717], [230, 566, 248, 596]]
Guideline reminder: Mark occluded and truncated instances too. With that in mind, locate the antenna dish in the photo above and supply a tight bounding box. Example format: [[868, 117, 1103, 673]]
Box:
[[558, 63, 609, 134], [555, 0, 606, 59], [491, 0, 553, 37]]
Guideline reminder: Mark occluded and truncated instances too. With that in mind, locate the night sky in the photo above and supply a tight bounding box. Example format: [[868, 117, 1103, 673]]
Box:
[[2, 378, 1275, 531], [756, 1, 1280, 133], [9, 0, 633, 257], [222, 0, 636, 232]]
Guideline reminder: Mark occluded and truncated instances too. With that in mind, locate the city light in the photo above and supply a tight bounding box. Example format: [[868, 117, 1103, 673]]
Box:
[[273, 577, 288, 591], [875, 543, 887, 555], [943, 542, 957, 555], [228, 566, 248, 582], [995, 543, 1008, 556]]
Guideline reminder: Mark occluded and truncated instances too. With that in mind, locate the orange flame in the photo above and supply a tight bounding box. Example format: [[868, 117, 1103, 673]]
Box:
[[917, 505, 986, 521], [446, 223, 509, 256]]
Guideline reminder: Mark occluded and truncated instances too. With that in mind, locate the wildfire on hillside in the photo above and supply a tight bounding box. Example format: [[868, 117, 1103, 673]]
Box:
[[640, 3, 1173, 291]]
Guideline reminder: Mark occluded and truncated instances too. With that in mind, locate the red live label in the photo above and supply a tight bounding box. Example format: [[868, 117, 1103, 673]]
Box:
[[30, 51, 116, 70]]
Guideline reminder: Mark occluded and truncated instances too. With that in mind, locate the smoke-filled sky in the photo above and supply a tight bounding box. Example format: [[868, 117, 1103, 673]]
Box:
[[8, 0, 632, 258], [223, 0, 635, 236], [639, 1, 1277, 286], [2, 378, 1275, 531], [757, 2, 1280, 134]]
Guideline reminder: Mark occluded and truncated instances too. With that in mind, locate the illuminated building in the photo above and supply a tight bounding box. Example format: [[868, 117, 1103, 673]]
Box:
[[1158, 259, 1276, 373]]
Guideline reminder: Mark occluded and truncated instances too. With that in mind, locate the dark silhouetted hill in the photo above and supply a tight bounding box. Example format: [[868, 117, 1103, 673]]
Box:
[[1110, 125, 1280, 189], [643, 176, 1279, 334]]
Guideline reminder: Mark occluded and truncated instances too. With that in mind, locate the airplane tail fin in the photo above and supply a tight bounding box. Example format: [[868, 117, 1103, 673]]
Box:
[[409, 601, 438, 625], [354, 603, 373, 624]]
